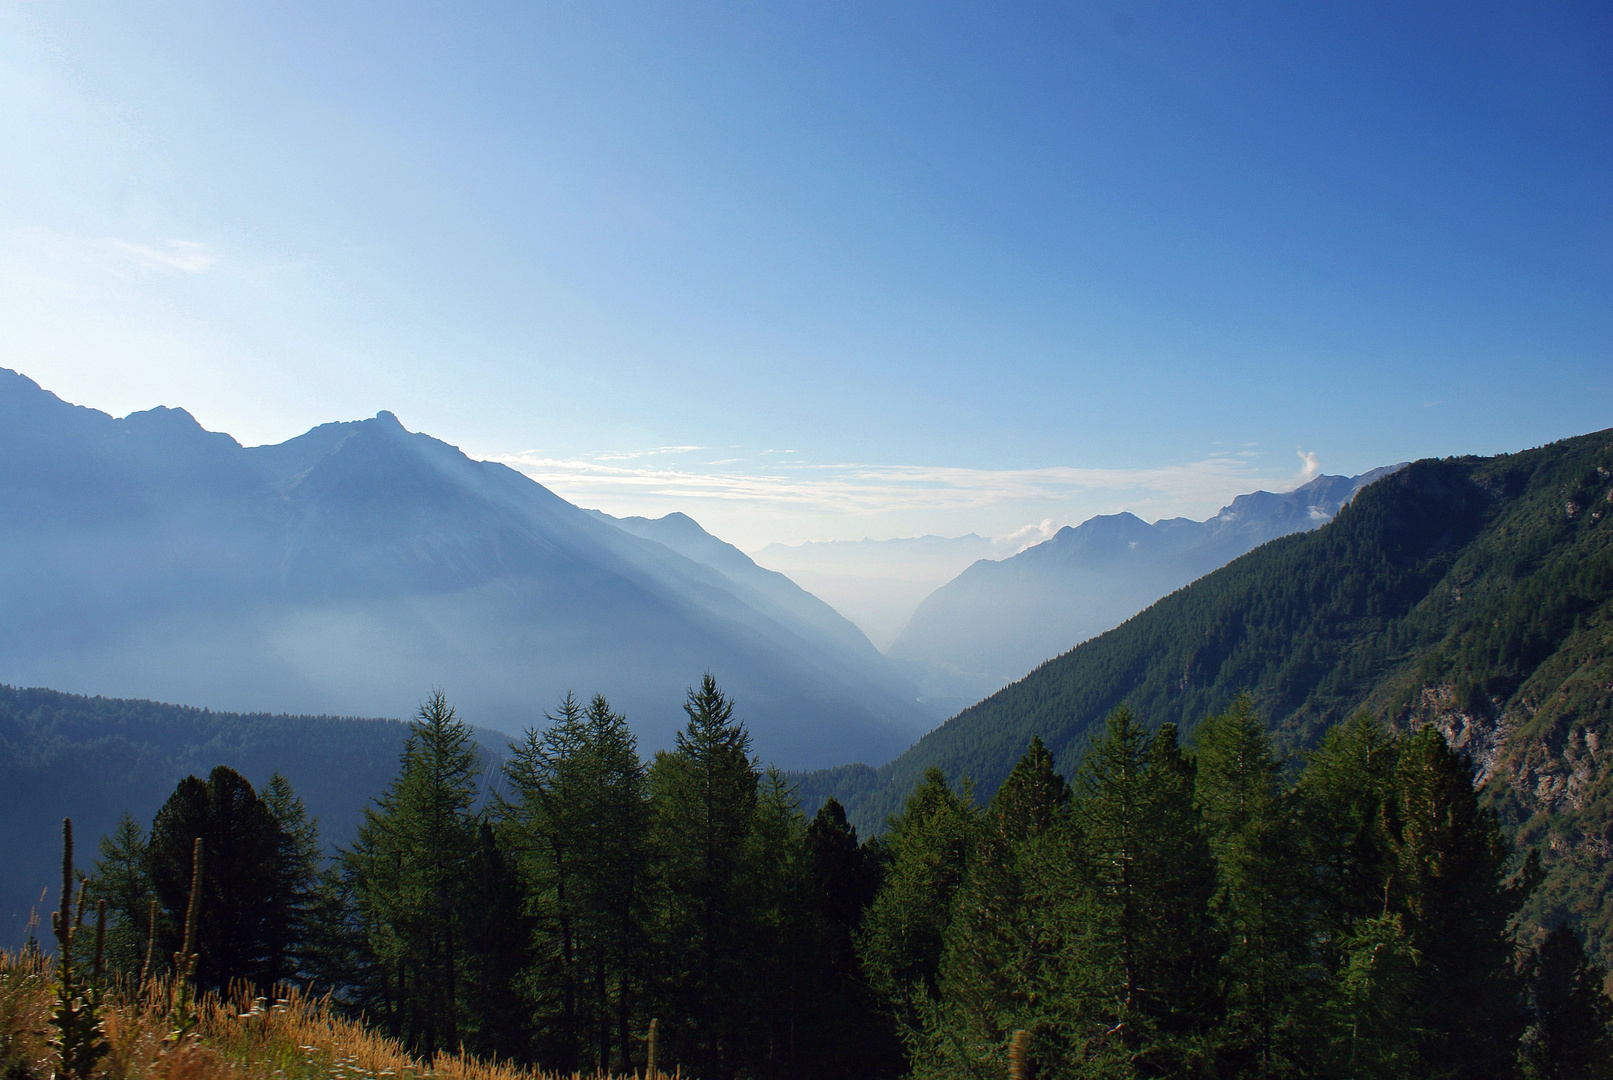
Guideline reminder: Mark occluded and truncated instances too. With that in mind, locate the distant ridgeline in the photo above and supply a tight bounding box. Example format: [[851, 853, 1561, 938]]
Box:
[[0, 685, 506, 938], [796, 428, 1613, 963]]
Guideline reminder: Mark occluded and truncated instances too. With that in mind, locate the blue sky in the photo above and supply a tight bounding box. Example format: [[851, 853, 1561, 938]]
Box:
[[3, 2, 1608, 548]]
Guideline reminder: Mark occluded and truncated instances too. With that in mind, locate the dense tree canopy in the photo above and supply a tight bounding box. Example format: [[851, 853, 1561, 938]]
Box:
[[80, 683, 1613, 1080]]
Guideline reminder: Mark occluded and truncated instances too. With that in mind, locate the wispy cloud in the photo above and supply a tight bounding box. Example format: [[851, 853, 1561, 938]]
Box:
[[994, 518, 1058, 550], [101, 238, 217, 274], [492, 450, 1325, 522], [591, 445, 705, 461]]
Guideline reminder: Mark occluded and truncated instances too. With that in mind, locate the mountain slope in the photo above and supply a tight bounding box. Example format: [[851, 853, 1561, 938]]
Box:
[[591, 510, 886, 669], [888, 469, 1400, 701], [0, 369, 930, 767], [750, 534, 1005, 651], [0, 685, 485, 939], [796, 429, 1613, 962]]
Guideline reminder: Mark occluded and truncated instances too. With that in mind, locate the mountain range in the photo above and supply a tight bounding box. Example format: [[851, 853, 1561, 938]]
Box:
[[887, 468, 1402, 704], [796, 429, 1613, 964], [0, 368, 934, 769]]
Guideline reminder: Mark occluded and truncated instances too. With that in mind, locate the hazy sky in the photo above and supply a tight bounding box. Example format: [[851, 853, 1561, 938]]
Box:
[[3, 3, 1608, 549]]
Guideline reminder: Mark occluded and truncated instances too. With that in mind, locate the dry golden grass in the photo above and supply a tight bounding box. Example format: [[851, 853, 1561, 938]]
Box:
[[0, 951, 651, 1080]]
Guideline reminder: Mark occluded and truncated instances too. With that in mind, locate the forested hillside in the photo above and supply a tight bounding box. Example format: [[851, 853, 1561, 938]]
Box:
[[797, 428, 1613, 963], [0, 685, 503, 938], [888, 468, 1398, 703], [36, 678, 1611, 1080]]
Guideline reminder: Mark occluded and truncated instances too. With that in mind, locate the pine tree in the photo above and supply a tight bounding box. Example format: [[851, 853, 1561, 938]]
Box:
[[145, 765, 294, 994], [1387, 725, 1533, 1079], [911, 738, 1085, 1080], [1321, 912, 1421, 1080], [1132, 723, 1218, 1073], [1068, 709, 1221, 1074], [503, 691, 649, 1071], [1519, 924, 1613, 1080], [1070, 706, 1153, 1064], [858, 765, 977, 1044], [575, 693, 650, 1073], [345, 690, 483, 1056], [262, 772, 322, 985], [463, 819, 533, 1063], [646, 674, 759, 1080], [1295, 713, 1402, 963], [1296, 713, 1421, 1073], [740, 768, 812, 1079], [89, 812, 155, 977], [1193, 696, 1311, 1076], [800, 798, 900, 1080], [503, 692, 590, 1066]]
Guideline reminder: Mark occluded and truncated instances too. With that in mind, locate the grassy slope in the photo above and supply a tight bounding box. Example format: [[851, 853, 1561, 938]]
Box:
[[796, 428, 1613, 958]]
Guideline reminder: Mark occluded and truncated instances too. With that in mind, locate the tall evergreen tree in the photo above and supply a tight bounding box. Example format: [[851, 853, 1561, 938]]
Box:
[[858, 765, 977, 1045], [1193, 696, 1311, 1076], [145, 765, 296, 994], [577, 693, 651, 1074], [912, 738, 1086, 1080], [503, 692, 591, 1067], [345, 690, 483, 1056], [503, 692, 650, 1071], [800, 798, 900, 1080], [1296, 713, 1421, 1074], [1132, 723, 1218, 1072], [262, 772, 323, 985], [89, 812, 155, 978], [463, 819, 533, 1063], [1387, 725, 1534, 1079], [1295, 713, 1402, 961], [739, 768, 814, 1079], [1071, 709, 1220, 1074], [646, 675, 760, 1080]]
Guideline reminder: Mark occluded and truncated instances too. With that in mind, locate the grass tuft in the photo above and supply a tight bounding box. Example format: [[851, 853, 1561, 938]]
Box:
[[0, 953, 651, 1080]]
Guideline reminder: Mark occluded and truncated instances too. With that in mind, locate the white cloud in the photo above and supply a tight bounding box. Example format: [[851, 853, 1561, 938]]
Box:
[[102, 238, 217, 274], [1295, 448, 1321, 482], [994, 518, 1057, 550]]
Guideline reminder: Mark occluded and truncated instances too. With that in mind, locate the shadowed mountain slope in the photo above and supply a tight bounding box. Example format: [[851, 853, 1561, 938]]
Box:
[[0, 369, 932, 768], [0, 684, 506, 939]]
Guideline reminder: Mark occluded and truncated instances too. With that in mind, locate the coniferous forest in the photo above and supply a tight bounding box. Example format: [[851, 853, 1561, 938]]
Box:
[[60, 678, 1613, 1080]]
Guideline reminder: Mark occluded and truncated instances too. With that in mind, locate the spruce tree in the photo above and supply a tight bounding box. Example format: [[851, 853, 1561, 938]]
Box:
[[1132, 723, 1218, 1072], [1193, 696, 1311, 1076], [262, 772, 322, 985], [1295, 713, 1402, 962], [801, 798, 900, 1080], [1387, 725, 1533, 1079], [646, 674, 759, 1080], [346, 690, 483, 1056], [858, 765, 977, 1043], [740, 768, 813, 1078], [1070, 709, 1221, 1073], [145, 765, 294, 994], [463, 819, 533, 1063], [912, 738, 1086, 1080], [89, 812, 155, 977], [578, 693, 650, 1074], [503, 692, 591, 1066]]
